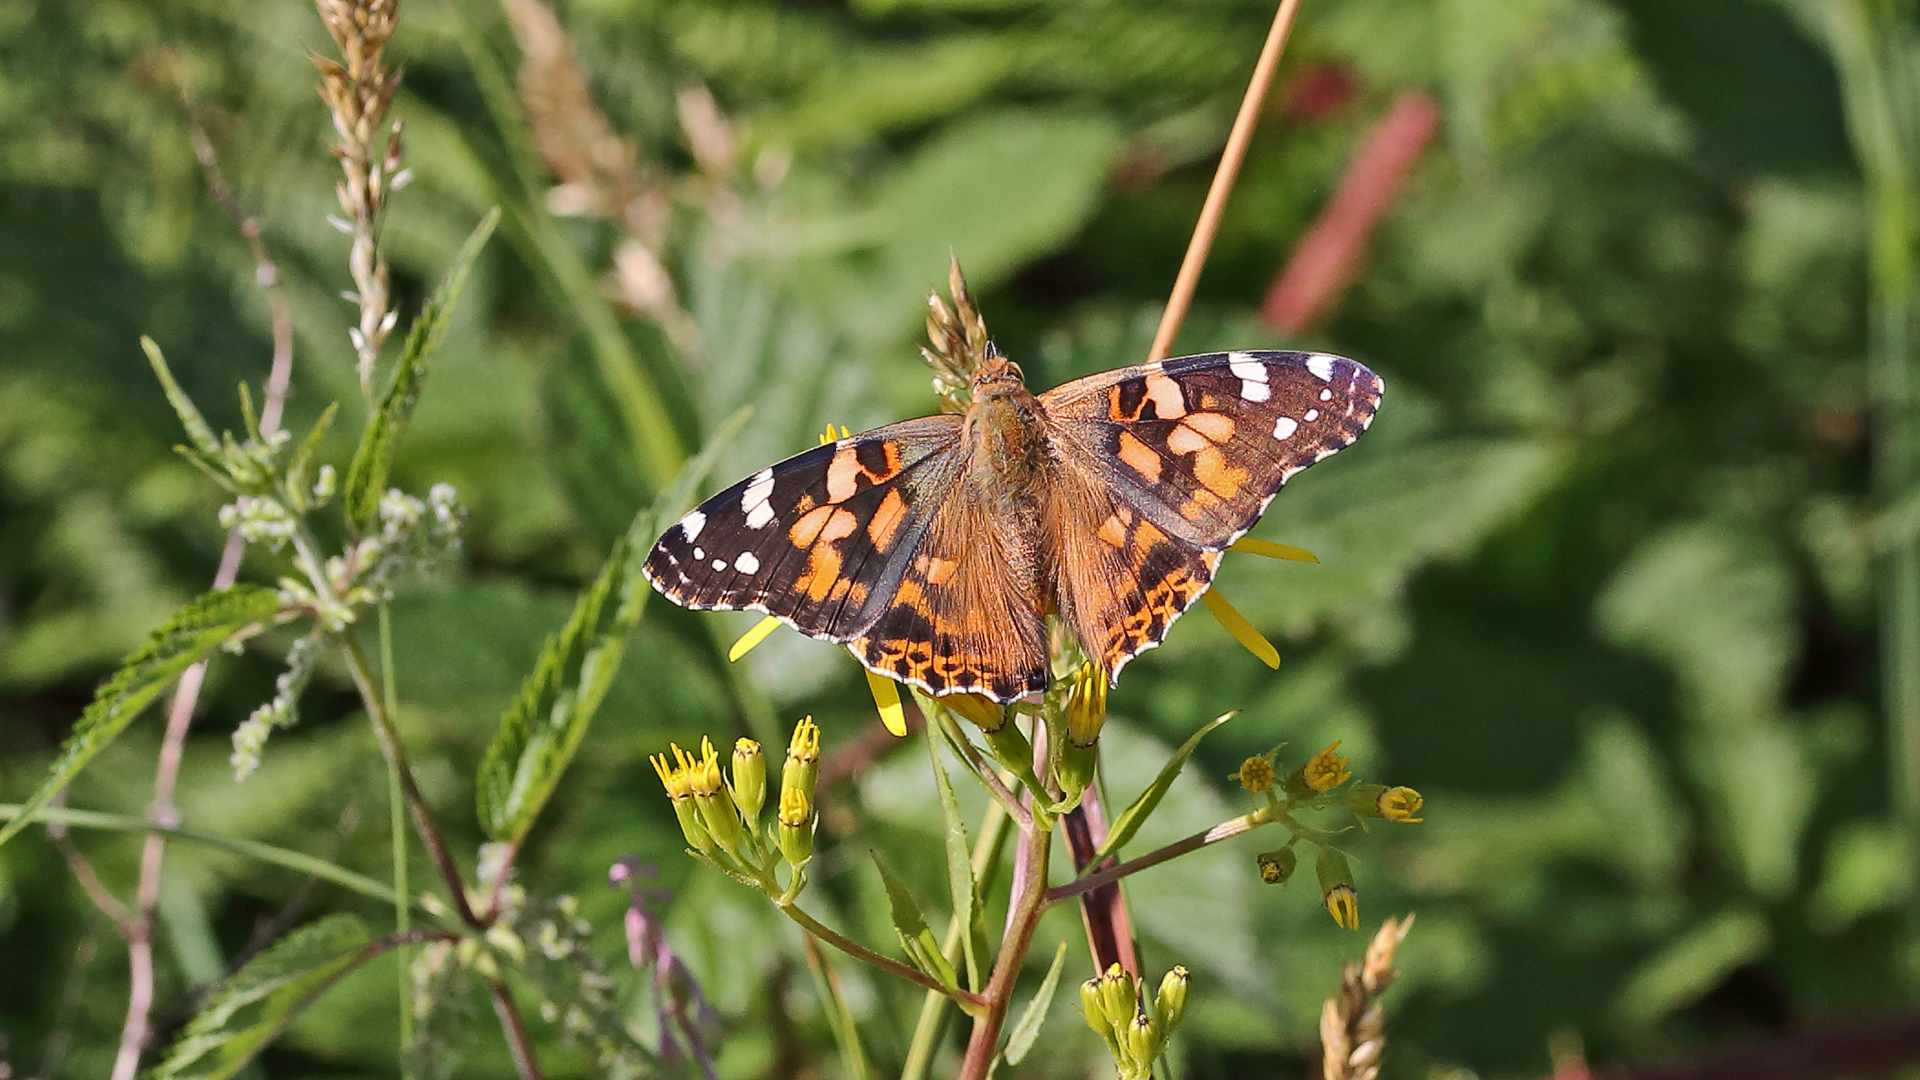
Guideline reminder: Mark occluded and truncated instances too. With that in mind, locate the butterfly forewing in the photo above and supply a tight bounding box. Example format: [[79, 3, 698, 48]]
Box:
[[1041, 350, 1381, 676], [642, 415, 963, 639], [1040, 350, 1382, 549]]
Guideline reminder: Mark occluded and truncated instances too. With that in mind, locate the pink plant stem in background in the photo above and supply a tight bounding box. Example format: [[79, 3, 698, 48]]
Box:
[[1260, 91, 1441, 334]]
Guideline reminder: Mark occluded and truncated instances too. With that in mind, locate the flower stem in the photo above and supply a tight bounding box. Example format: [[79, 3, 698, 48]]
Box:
[[901, 802, 1014, 1080], [958, 814, 1053, 1080], [340, 631, 482, 928], [1046, 810, 1267, 906], [379, 601, 416, 1074], [776, 899, 989, 1012]]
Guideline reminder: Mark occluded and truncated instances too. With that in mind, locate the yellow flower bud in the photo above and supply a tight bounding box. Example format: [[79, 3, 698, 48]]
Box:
[[781, 715, 820, 804], [777, 785, 815, 867], [650, 748, 713, 853], [1097, 963, 1136, 1030], [731, 738, 766, 824], [1153, 966, 1190, 1034], [1065, 663, 1107, 748], [1301, 741, 1352, 793], [1124, 1013, 1161, 1072], [1256, 847, 1297, 885], [1080, 977, 1112, 1038], [1236, 754, 1276, 793], [1316, 845, 1359, 930], [1348, 783, 1423, 822], [689, 738, 747, 863]]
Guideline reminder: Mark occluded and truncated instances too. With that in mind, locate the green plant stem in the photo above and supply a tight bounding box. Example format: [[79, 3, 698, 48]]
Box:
[[0, 803, 438, 917], [340, 631, 482, 929], [379, 602, 416, 1074], [1828, 0, 1920, 954], [959, 814, 1053, 1080], [1046, 810, 1269, 907], [927, 706, 1033, 831], [801, 933, 873, 1080], [902, 802, 1014, 1080], [775, 899, 988, 1012]]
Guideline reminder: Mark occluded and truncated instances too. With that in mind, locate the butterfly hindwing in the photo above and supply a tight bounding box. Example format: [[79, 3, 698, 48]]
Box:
[[642, 415, 963, 639]]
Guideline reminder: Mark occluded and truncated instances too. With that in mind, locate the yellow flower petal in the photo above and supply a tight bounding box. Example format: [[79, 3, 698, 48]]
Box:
[[728, 615, 782, 662], [1200, 590, 1279, 669], [819, 424, 851, 445], [865, 669, 907, 736], [1230, 538, 1318, 563]]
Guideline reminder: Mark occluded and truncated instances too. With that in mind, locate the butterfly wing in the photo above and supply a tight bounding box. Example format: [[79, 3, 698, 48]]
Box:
[[1039, 350, 1382, 676], [643, 415, 964, 638], [644, 414, 1053, 700]]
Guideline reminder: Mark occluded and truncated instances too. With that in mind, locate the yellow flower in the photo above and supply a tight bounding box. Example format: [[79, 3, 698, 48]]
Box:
[[1065, 662, 1107, 748], [649, 750, 693, 800], [1302, 741, 1352, 792], [1379, 786, 1423, 822], [685, 737, 725, 797], [1236, 753, 1276, 793], [1324, 883, 1360, 930], [944, 691, 1006, 733]]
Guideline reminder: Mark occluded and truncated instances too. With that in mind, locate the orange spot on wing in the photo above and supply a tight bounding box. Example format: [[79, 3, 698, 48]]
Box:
[[1184, 412, 1235, 441], [826, 448, 861, 503], [1143, 374, 1186, 419], [1117, 432, 1162, 481], [1193, 446, 1248, 498], [1167, 424, 1208, 455], [869, 490, 908, 549], [790, 505, 836, 547], [1097, 513, 1128, 548]]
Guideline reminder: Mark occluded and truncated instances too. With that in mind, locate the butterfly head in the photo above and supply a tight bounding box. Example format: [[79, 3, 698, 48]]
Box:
[[969, 345, 1028, 403]]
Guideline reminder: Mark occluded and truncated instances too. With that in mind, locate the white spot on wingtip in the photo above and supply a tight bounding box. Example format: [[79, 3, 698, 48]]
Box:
[[1273, 416, 1298, 440], [693, 547, 705, 561], [1304, 408, 1319, 422], [1229, 352, 1271, 401], [736, 552, 760, 574], [1307, 354, 1335, 381], [712, 558, 728, 571], [680, 510, 707, 542], [1319, 388, 1333, 401], [742, 470, 776, 530]]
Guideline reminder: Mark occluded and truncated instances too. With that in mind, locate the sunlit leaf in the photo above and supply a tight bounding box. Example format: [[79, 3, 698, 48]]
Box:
[[344, 208, 500, 531], [1092, 711, 1235, 865], [1003, 941, 1068, 1066], [0, 584, 285, 848], [872, 850, 959, 990]]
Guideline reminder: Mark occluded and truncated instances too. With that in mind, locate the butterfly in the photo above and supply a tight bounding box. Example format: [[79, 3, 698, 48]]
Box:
[[643, 349, 1382, 703]]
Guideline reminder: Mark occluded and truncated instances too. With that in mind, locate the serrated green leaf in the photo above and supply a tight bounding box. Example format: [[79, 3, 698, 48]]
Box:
[[1002, 941, 1068, 1066], [344, 207, 500, 531], [1092, 711, 1235, 864], [872, 850, 959, 990], [0, 584, 284, 849], [153, 914, 375, 1080], [927, 726, 986, 989], [284, 402, 339, 508], [141, 336, 220, 457], [473, 406, 748, 844]]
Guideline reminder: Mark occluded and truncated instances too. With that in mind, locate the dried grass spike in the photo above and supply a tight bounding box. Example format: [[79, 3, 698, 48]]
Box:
[[1320, 913, 1413, 1080], [920, 256, 990, 413]]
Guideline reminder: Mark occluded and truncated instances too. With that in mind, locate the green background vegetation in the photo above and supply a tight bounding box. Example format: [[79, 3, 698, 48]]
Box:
[[1, 0, 1915, 1076]]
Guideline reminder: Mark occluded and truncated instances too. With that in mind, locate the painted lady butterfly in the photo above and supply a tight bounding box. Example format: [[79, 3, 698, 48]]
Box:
[[644, 349, 1382, 702]]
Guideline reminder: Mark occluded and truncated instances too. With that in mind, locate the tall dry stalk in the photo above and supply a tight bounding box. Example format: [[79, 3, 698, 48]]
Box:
[[1320, 914, 1414, 1080], [314, 0, 406, 401]]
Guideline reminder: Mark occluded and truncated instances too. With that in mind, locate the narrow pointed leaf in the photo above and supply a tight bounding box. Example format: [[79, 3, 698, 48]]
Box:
[[927, 727, 984, 988], [1092, 711, 1237, 864], [475, 407, 748, 844], [344, 207, 500, 531], [142, 336, 220, 457], [1003, 941, 1070, 1066], [0, 585, 284, 848], [153, 914, 375, 1080], [872, 850, 959, 990], [284, 402, 339, 506]]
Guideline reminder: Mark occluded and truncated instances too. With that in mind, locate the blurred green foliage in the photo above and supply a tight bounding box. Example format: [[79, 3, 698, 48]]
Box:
[[1, 0, 1915, 1077]]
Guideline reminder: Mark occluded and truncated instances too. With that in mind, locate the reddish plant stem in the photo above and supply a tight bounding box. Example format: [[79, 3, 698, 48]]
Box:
[[1149, 0, 1304, 362], [958, 816, 1052, 1080], [490, 980, 548, 1080], [1259, 90, 1440, 334], [1061, 784, 1140, 977]]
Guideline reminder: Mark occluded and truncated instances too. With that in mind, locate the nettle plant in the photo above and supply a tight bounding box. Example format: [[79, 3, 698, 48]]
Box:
[[0, 1, 1429, 1078], [646, 271, 1427, 1080]]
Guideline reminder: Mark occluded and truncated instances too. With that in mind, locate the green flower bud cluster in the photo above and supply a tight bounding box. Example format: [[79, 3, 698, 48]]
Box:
[[1079, 963, 1191, 1079], [651, 717, 822, 889]]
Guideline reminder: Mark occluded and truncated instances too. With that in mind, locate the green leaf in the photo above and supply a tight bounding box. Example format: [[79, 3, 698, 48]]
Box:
[[1093, 711, 1235, 864], [1002, 941, 1069, 1066], [0, 584, 284, 849], [141, 335, 220, 457], [153, 914, 376, 1080], [284, 402, 339, 509], [473, 406, 749, 844], [473, 532, 634, 844], [344, 207, 500, 531], [871, 850, 959, 990], [927, 725, 986, 989]]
